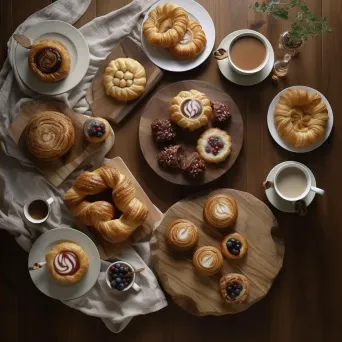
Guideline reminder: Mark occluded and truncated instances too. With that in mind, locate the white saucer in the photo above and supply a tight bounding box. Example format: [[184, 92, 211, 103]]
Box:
[[217, 29, 274, 86], [141, 0, 215, 72], [15, 20, 90, 95], [28, 228, 100, 300], [265, 161, 316, 213], [267, 86, 334, 153]]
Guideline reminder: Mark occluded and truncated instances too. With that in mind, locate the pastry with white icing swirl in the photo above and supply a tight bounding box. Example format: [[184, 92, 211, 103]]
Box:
[[166, 219, 199, 251], [170, 89, 212, 131], [203, 194, 238, 229], [45, 242, 89, 284], [193, 246, 223, 276]]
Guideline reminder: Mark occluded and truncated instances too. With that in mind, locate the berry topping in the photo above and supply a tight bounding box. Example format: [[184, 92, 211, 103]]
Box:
[[226, 238, 242, 256], [87, 119, 107, 138], [226, 282, 243, 299], [205, 136, 225, 156]]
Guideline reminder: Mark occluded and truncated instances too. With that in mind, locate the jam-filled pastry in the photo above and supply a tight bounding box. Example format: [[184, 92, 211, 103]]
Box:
[[170, 89, 212, 131], [166, 219, 199, 251], [203, 194, 238, 229], [84, 117, 111, 143], [28, 40, 71, 82], [168, 20, 207, 60], [197, 128, 232, 163], [221, 233, 248, 259], [193, 246, 223, 276], [45, 242, 89, 284], [103, 58, 146, 102], [219, 273, 249, 304]]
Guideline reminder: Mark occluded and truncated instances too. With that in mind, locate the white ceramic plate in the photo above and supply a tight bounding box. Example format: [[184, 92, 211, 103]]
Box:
[[141, 0, 215, 72], [265, 161, 316, 213], [15, 20, 90, 95], [267, 86, 334, 153], [217, 29, 274, 86], [28, 228, 100, 300]]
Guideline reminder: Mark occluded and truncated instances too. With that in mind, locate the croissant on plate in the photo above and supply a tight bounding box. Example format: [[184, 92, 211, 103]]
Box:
[[274, 88, 329, 148], [64, 166, 149, 243]]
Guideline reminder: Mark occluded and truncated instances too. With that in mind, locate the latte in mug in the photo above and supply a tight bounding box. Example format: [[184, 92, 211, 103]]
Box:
[[276, 167, 308, 199]]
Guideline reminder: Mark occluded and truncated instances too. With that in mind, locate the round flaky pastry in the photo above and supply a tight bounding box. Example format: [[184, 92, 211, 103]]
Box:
[[28, 40, 71, 82], [103, 58, 146, 102], [45, 242, 89, 284], [221, 233, 248, 260], [64, 166, 149, 244], [170, 89, 212, 131], [203, 194, 238, 229], [197, 128, 232, 163], [143, 3, 189, 48], [25, 111, 75, 161], [193, 246, 223, 276], [168, 20, 207, 60], [166, 219, 199, 251], [219, 273, 249, 304], [274, 88, 329, 148]]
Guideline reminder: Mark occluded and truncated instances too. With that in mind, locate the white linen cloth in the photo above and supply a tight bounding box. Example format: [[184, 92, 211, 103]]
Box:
[[0, 0, 168, 333]]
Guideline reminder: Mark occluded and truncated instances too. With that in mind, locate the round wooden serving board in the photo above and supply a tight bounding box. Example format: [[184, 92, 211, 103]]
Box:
[[139, 80, 244, 185], [151, 189, 285, 316]]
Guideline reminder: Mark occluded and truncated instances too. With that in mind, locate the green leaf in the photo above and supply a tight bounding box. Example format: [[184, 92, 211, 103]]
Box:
[[255, 2, 260, 8]]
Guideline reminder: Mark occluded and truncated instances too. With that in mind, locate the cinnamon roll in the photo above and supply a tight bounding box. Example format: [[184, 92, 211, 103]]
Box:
[[166, 219, 199, 251], [28, 40, 71, 82], [192, 246, 223, 276], [219, 273, 249, 304], [221, 233, 248, 259], [45, 242, 89, 284], [203, 194, 238, 229]]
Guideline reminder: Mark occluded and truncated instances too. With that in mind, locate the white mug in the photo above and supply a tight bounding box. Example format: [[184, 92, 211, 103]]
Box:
[[106, 261, 141, 292], [24, 197, 54, 224], [273, 163, 324, 202], [213, 30, 270, 75]]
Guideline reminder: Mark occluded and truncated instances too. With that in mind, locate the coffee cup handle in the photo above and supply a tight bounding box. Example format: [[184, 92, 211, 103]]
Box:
[[213, 48, 228, 60], [47, 197, 54, 205], [132, 282, 141, 292], [310, 186, 325, 196]]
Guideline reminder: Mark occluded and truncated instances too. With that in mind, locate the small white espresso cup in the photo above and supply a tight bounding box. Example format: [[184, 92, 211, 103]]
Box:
[[274, 163, 324, 202], [106, 261, 141, 292], [24, 197, 54, 224]]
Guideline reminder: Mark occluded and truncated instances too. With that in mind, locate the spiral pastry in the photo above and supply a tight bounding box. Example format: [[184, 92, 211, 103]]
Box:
[[192, 246, 223, 276], [203, 194, 238, 229], [25, 111, 75, 161], [166, 219, 199, 251], [219, 273, 249, 304], [45, 242, 89, 284], [28, 40, 71, 82], [274, 88, 329, 148]]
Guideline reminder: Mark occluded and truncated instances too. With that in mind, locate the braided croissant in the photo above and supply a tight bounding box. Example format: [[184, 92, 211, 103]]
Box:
[[64, 166, 149, 243]]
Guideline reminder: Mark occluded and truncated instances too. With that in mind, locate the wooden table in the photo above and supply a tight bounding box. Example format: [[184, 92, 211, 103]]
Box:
[[0, 0, 341, 341]]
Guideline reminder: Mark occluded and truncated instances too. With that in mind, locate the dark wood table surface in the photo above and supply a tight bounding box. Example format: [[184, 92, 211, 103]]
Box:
[[1, 0, 341, 341]]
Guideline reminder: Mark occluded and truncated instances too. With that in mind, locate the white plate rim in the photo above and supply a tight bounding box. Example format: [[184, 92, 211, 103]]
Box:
[[267, 85, 334, 153], [217, 29, 275, 86], [28, 228, 101, 300], [265, 161, 316, 213], [15, 20, 90, 95], [141, 0, 215, 72]]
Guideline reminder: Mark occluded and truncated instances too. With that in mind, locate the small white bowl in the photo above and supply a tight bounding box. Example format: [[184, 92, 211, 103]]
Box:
[[227, 30, 270, 76]]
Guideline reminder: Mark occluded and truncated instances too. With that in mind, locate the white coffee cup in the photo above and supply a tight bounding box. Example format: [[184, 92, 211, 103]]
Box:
[[24, 197, 54, 224], [106, 261, 141, 292], [213, 30, 270, 75], [274, 163, 324, 202]]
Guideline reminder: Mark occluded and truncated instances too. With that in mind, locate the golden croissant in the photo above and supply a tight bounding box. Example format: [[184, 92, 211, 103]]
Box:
[[143, 3, 189, 48], [274, 88, 329, 148], [64, 166, 149, 243]]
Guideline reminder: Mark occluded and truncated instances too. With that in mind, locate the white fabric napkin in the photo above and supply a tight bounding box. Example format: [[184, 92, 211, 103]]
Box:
[[0, 0, 168, 333]]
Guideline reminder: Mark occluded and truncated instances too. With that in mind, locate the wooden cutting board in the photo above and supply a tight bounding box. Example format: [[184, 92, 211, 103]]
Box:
[[151, 189, 284, 316], [139, 80, 244, 186], [86, 37, 163, 124], [70, 157, 163, 260]]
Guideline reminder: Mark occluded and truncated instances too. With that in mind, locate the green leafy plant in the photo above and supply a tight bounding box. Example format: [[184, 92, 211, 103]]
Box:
[[251, 0, 333, 42]]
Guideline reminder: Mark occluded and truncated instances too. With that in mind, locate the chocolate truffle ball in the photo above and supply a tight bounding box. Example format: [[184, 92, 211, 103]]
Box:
[[158, 145, 184, 170], [151, 119, 176, 144]]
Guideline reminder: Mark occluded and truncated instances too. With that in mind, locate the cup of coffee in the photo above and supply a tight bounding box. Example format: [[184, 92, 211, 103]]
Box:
[[213, 30, 269, 75], [273, 163, 324, 202], [106, 261, 141, 292], [24, 197, 54, 224]]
